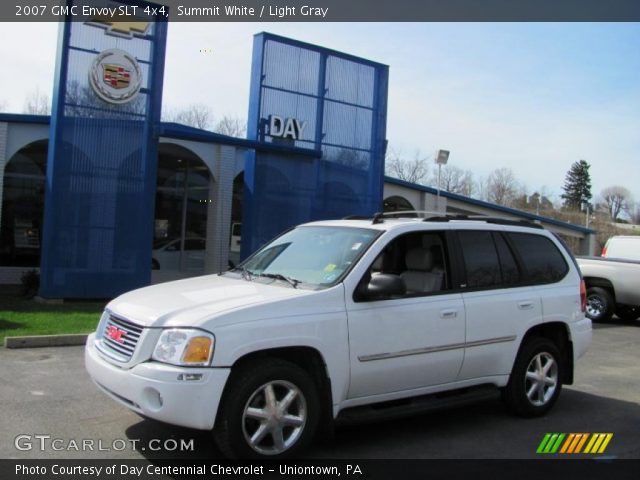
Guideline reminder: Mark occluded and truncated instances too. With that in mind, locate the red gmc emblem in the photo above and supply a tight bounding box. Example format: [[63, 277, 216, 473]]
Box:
[[106, 325, 127, 344]]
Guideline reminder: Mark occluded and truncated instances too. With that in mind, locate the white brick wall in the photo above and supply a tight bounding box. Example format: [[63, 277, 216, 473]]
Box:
[[0, 122, 8, 235], [205, 145, 236, 273]]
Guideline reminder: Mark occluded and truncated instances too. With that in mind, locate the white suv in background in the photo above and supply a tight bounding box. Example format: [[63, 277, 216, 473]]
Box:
[[85, 213, 591, 458]]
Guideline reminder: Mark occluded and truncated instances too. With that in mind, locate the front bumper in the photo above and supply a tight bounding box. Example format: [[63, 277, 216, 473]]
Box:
[[85, 333, 230, 430]]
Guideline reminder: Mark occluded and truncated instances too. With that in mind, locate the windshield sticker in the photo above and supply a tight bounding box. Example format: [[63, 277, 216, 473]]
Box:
[[324, 273, 338, 283], [324, 263, 337, 273]]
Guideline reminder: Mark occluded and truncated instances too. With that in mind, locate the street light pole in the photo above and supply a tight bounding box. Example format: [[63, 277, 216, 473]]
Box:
[[435, 150, 450, 213], [585, 203, 590, 228]]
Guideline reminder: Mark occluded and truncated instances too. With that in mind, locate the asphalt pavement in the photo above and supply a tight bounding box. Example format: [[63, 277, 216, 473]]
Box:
[[1, 319, 638, 460]]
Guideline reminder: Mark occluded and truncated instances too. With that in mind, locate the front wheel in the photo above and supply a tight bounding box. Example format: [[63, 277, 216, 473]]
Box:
[[503, 338, 563, 417], [214, 358, 320, 459]]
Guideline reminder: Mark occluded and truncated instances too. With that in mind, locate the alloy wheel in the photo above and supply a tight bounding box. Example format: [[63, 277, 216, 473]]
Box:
[[524, 352, 558, 406], [241, 380, 307, 455]]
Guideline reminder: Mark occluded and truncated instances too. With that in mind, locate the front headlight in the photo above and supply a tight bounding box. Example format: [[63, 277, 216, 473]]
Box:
[[152, 329, 215, 366]]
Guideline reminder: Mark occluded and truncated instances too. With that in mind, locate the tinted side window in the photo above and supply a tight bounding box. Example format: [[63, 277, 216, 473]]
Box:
[[507, 233, 568, 284], [494, 232, 521, 285], [458, 231, 501, 288]]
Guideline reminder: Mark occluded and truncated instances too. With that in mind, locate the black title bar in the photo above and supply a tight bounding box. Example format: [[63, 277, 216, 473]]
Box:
[[2, 459, 640, 480], [3, 0, 640, 22]]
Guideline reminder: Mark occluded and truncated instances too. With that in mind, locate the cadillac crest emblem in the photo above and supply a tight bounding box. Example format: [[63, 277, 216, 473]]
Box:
[[89, 48, 142, 104]]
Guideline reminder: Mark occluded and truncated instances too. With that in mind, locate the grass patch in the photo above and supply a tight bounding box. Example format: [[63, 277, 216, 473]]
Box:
[[0, 293, 106, 345]]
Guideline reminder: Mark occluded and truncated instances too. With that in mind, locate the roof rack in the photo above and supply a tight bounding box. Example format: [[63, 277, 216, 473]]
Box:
[[373, 210, 445, 224], [342, 211, 544, 229], [423, 214, 544, 229], [342, 210, 442, 224]]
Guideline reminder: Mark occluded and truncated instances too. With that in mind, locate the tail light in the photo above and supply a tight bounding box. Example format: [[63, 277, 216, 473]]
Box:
[[601, 246, 608, 257], [580, 280, 587, 313]]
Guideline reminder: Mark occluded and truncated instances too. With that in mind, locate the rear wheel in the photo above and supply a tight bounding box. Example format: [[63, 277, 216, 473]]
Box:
[[586, 287, 614, 322], [214, 358, 320, 459], [503, 338, 563, 417]]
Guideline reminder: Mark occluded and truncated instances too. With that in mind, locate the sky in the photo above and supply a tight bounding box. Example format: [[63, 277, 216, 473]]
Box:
[[1, 21, 639, 204]]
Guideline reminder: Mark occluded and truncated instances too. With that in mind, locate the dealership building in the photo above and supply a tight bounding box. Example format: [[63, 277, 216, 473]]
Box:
[[0, 17, 595, 298]]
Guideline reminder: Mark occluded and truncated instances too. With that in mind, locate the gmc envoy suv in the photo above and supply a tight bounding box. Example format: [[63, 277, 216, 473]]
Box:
[[85, 213, 592, 458]]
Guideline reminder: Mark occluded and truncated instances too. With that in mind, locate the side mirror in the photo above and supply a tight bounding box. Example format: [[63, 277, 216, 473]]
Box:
[[359, 273, 406, 301]]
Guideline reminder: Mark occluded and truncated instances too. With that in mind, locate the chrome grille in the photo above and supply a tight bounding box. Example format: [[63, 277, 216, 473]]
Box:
[[98, 314, 144, 362]]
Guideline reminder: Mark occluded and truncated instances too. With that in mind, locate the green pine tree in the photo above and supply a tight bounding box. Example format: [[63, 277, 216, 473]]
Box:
[[561, 160, 592, 210]]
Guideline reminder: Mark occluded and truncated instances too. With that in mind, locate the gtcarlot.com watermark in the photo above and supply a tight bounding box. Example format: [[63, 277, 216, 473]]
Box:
[[14, 434, 194, 453]]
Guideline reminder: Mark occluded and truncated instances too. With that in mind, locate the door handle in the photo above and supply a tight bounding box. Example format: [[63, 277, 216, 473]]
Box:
[[440, 309, 458, 319], [517, 301, 535, 310]]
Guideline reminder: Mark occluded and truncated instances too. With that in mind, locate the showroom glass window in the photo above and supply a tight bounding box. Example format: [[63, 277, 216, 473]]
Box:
[[0, 142, 47, 267]]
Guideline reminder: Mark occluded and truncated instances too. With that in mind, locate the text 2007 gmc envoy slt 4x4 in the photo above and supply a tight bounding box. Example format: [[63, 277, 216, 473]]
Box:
[[85, 214, 591, 458]]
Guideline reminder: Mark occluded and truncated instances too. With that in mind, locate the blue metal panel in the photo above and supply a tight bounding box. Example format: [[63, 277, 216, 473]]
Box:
[[39, 0, 168, 298], [242, 33, 389, 258]]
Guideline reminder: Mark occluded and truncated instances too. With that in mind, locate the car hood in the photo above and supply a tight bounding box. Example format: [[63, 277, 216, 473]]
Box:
[[107, 274, 312, 328]]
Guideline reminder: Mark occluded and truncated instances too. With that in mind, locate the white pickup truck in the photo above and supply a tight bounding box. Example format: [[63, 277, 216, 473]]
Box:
[[577, 235, 640, 322]]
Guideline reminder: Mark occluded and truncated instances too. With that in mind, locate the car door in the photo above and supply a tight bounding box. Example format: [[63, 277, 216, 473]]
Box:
[[345, 230, 466, 399], [455, 229, 542, 380]]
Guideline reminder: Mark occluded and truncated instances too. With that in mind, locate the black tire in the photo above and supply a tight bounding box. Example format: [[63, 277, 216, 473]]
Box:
[[616, 305, 640, 322], [503, 337, 563, 417], [151, 259, 160, 270], [586, 287, 614, 322], [213, 358, 320, 459]]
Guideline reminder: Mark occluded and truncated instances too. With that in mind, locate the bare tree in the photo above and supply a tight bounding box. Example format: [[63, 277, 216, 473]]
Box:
[[430, 165, 475, 197], [64, 80, 145, 117], [385, 148, 430, 184], [600, 185, 633, 221], [329, 148, 368, 169], [630, 202, 640, 225], [23, 88, 51, 115], [214, 115, 246, 138], [485, 167, 520, 207], [162, 104, 213, 130]]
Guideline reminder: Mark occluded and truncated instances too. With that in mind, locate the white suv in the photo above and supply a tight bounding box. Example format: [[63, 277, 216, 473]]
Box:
[[85, 214, 592, 458]]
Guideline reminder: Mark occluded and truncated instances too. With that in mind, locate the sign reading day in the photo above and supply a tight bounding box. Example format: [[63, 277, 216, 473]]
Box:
[[242, 33, 389, 259]]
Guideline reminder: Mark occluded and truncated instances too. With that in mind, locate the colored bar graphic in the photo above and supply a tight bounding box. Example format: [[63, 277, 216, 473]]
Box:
[[559, 433, 575, 453], [536, 433, 552, 453], [574, 433, 589, 453], [584, 433, 613, 454], [537, 433, 565, 454], [538, 433, 613, 454]]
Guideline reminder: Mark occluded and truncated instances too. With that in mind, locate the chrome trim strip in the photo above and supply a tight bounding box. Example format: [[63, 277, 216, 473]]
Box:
[[358, 335, 517, 362], [465, 335, 517, 348]]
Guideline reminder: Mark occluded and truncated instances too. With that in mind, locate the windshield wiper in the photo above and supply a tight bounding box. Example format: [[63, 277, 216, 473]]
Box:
[[232, 266, 255, 282], [256, 273, 301, 289]]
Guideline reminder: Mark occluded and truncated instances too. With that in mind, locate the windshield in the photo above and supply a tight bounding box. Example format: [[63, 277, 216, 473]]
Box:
[[233, 226, 380, 289]]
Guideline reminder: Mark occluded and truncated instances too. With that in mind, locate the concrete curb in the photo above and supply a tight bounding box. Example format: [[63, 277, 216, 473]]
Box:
[[4, 334, 88, 349]]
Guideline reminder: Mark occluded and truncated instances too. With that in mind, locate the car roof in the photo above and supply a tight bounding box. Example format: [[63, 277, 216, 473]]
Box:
[[301, 214, 546, 233]]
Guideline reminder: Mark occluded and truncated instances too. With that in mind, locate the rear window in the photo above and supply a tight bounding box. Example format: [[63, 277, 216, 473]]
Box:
[[507, 233, 568, 284]]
